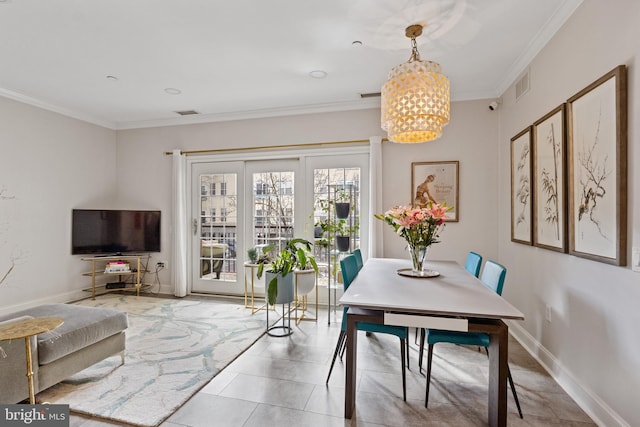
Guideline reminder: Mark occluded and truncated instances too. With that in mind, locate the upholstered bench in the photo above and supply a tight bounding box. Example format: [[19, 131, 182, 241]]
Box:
[[0, 303, 128, 403]]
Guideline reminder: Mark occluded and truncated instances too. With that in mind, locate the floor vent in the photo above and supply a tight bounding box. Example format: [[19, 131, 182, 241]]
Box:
[[175, 110, 200, 116], [515, 69, 530, 101]]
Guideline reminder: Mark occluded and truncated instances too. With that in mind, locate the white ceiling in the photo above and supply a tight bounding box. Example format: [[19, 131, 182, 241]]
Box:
[[0, 0, 582, 130]]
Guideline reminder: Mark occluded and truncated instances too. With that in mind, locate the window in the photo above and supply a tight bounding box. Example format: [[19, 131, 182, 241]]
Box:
[[210, 183, 216, 195], [220, 182, 227, 196]]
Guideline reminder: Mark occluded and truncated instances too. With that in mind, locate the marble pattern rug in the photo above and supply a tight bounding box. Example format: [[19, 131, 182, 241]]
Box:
[[37, 294, 268, 426]]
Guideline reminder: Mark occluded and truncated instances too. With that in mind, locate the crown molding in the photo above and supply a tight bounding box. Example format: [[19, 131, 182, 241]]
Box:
[[114, 98, 382, 130], [0, 88, 116, 129]]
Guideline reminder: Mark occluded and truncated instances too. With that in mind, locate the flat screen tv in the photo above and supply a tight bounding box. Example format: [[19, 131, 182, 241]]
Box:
[[72, 209, 161, 255]]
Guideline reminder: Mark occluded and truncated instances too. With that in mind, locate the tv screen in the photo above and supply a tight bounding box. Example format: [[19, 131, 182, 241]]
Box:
[[72, 209, 161, 255]]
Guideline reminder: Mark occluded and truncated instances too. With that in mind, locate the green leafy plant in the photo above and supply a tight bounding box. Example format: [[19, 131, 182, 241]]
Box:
[[247, 247, 258, 263], [257, 238, 318, 305], [335, 188, 350, 202], [251, 245, 274, 276]]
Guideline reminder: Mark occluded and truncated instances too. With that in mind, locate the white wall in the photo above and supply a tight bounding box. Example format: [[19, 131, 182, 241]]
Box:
[[0, 96, 117, 314], [115, 102, 498, 294], [498, 1, 639, 426]]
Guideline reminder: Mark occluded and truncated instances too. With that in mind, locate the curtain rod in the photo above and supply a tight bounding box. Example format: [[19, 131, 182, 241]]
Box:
[[163, 137, 387, 156]]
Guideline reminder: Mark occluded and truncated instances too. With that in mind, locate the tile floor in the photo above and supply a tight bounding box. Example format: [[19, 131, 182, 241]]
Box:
[[71, 302, 596, 427]]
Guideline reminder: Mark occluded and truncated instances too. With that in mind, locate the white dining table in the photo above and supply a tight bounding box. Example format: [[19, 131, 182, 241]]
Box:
[[339, 258, 524, 427]]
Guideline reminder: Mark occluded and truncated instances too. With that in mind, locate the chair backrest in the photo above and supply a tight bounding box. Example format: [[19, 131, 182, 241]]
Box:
[[340, 255, 359, 291], [464, 251, 482, 277], [479, 260, 507, 295], [352, 248, 364, 271]]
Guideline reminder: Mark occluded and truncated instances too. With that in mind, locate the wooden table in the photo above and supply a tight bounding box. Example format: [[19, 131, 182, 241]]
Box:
[[0, 317, 64, 403], [339, 258, 524, 427]]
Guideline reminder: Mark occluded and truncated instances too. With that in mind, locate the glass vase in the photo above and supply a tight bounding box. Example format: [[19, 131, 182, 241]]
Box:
[[409, 244, 429, 275]]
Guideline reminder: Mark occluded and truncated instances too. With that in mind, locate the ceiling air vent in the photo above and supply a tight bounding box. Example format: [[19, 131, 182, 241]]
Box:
[[175, 110, 199, 116], [515, 68, 530, 101]]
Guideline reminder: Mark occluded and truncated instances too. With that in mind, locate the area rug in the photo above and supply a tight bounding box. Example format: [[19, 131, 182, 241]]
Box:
[[37, 294, 268, 426]]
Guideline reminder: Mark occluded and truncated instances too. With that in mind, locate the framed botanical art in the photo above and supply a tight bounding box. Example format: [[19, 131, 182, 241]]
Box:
[[532, 104, 567, 252], [411, 161, 459, 221], [567, 65, 627, 265], [510, 127, 533, 245]]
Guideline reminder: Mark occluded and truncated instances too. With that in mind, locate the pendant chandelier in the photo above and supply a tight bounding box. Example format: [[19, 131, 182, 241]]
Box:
[[381, 24, 450, 143]]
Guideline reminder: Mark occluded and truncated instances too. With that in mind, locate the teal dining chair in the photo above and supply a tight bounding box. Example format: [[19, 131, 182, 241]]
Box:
[[352, 248, 364, 271], [419, 260, 523, 418], [326, 254, 410, 401], [465, 251, 482, 277], [414, 251, 483, 345]]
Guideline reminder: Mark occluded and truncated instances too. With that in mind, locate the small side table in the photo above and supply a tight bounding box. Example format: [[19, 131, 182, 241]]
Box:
[[0, 317, 64, 404], [244, 262, 273, 314]]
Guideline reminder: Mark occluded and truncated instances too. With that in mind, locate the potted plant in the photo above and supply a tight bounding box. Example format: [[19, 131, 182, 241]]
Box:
[[334, 189, 351, 219], [245, 245, 273, 288], [333, 218, 352, 252], [258, 238, 318, 306], [247, 245, 273, 266]]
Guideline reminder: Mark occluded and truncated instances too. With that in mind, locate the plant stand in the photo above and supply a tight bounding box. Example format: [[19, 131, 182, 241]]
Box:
[[266, 302, 293, 337], [294, 269, 318, 324], [325, 184, 358, 325], [243, 262, 275, 314]]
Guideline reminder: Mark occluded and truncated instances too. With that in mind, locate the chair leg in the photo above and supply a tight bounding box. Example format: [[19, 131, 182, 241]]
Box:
[[425, 344, 434, 408], [326, 331, 346, 384], [400, 338, 407, 401], [406, 332, 410, 370], [484, 347, 523, 418], [508, 364, 523, 419], [418, 328, 426, 373], [414, 327, 419, 345], [339, 332, 347, 359]]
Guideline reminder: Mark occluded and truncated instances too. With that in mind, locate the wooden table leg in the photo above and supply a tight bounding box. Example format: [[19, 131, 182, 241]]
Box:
[[345, 310, 357, 419], [487, 320, 508, 427]]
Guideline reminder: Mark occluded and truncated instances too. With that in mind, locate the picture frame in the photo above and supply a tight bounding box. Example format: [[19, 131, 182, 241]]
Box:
[[510, 127, 533, 245], [532, 104, 567, 252], [411, 161, 459, 222], [566, 65, 627, 265]]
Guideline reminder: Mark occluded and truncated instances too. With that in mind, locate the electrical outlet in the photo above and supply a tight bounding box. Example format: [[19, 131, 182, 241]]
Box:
[[157, 261, 166, 269], [545, 305, 552, 322]]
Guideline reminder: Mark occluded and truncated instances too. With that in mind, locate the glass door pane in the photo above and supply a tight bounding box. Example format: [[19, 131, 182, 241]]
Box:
[[312, 167, 362, 289], [252, 170, 295, 252], [192, 162, 244, 294]]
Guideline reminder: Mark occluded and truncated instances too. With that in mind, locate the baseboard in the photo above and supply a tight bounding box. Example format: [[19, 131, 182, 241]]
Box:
[[507, 321, 629, 427]]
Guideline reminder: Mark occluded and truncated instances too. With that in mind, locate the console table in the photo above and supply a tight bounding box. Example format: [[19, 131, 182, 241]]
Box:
[[81, 255, 149, 299]]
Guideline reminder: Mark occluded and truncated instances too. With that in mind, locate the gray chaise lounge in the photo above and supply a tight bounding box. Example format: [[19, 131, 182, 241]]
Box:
[[0, 303, 128, 403]]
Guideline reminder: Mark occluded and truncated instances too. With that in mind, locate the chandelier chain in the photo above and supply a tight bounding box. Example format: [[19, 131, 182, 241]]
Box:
[[409, 36, 421, 63]]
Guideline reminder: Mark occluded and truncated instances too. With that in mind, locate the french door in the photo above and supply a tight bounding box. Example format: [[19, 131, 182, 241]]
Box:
[[191, 161, 244, 294], [189, 150, 368, 298]]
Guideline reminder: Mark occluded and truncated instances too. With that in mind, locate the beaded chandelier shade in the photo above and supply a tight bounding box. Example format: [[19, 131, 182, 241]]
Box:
[[381, 24, 450, 143]]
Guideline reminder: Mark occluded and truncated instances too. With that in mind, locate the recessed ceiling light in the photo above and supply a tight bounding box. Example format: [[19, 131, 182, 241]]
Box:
[[164, 88, 182, 95], [106, 75, 119, 81], [309, 70, 327, 79], [352, 40, 363, 47]]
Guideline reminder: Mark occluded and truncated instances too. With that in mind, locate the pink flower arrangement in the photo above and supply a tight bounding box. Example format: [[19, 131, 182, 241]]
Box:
[[375, 202, 451, 247]]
